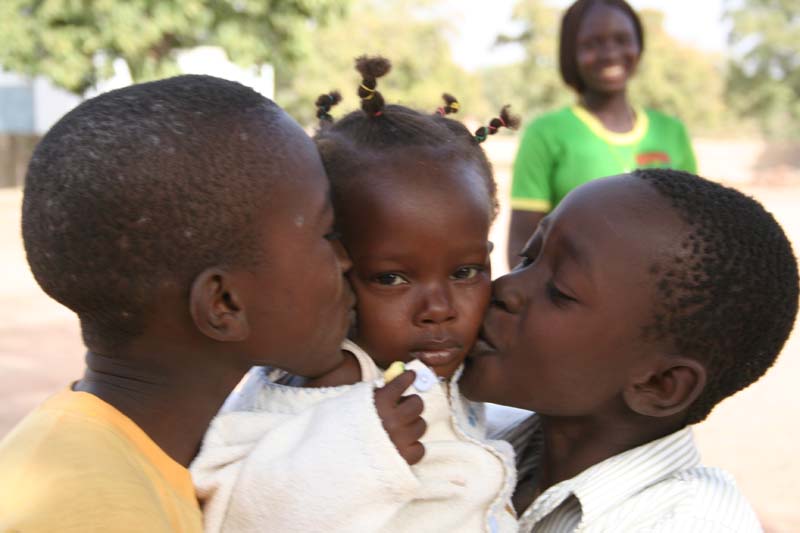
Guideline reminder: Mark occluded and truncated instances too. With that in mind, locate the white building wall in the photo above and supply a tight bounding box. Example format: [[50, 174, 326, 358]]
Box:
[[32, 78, 81, 135], [2, 48, 275, 135]]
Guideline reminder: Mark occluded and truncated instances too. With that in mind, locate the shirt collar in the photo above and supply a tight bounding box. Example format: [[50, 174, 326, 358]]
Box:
[[567, 425, 700, 524], [513, 415, 701, 527], [571, 104, 649, 145]]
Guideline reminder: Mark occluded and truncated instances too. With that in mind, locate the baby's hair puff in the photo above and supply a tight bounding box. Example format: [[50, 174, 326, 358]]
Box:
[[436, 93, 460, 116], [315, 90, 342, 123], [474, 105, 520, 143], [356, 55, 391, 117]]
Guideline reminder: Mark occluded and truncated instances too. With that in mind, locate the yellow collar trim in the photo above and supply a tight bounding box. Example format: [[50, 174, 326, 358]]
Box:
[[571, 105, 648, 145], [510, 197, 552, 213]]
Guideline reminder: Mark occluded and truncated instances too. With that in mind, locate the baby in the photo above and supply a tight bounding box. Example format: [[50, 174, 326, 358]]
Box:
[[191, 56, 520, 533]]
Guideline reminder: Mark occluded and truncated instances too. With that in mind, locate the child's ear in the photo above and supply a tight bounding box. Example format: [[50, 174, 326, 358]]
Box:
[[189, 268, 250, 342], [623, 356, 707, 418]]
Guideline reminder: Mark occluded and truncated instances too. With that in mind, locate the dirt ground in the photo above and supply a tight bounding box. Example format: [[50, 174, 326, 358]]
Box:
[[1, 139, 798, 531]]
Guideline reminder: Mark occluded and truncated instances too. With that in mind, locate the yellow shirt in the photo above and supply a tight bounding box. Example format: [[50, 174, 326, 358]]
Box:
[[0, 389, 203, 532]]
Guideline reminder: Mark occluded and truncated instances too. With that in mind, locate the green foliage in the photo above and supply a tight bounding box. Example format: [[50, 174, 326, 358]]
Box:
[[630, 10, 729, 135], [276, 0, 487, 127], [0, 0, 349, 95], [2, 0, 775, 140], [725, 0, 800, 138], [481, 0, 570, 127]]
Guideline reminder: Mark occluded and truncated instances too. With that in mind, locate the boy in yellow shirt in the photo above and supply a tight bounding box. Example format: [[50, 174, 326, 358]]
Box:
[[0, 75, 355, 531]]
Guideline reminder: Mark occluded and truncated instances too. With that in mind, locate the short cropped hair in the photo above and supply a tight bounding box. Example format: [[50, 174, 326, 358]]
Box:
[[22, 75, 287, 348], [636, 169, 799, 424], [559, 0, 644, 93]]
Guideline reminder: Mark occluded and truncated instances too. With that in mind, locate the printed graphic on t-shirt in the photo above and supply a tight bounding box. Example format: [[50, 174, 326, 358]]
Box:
[[636, 151, 671, 167]]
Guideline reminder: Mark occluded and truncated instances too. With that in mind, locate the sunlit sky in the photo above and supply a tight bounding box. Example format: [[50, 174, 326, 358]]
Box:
[[445, 0, 728, 71]]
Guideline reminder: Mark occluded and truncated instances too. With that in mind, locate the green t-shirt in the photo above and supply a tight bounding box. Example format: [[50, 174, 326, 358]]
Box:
[[510, 106, 697, 212]]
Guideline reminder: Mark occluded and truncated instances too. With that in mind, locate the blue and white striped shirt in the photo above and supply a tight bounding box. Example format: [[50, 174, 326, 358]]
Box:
[[503, 415, 762, 532]]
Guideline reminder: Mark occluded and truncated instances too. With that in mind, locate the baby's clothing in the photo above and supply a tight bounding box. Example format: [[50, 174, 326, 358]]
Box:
[[190, 340, 517, 533]]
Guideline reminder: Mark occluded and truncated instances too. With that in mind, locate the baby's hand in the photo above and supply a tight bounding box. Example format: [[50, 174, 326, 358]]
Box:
[[374, 370, 426, 466]]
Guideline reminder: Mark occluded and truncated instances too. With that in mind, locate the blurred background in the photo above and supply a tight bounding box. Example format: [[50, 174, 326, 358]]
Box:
[[1, 0, 798, 531]]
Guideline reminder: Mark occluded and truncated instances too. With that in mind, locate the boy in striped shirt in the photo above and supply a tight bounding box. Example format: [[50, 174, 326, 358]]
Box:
[[461, 168, 797, 532]]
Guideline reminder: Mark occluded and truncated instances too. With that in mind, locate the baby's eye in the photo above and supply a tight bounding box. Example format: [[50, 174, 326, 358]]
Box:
[[450, 266, 482, 280], [374, 273, 408, 286]]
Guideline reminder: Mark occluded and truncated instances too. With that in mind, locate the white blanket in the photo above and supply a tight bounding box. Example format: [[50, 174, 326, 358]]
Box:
[[190, 340, 518, 532]]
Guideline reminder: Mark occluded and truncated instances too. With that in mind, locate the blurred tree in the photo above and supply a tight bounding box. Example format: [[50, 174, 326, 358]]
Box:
[[483, 2, 730, 135], [725, 0, 800, 138], [0, 0, 349, 95], [276, 0, 487, 127], [482, 0, 568, 125], [630, 9, 729, 136]]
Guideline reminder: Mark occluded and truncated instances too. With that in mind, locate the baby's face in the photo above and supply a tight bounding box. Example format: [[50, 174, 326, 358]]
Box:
[[461, 175, 685, 414], [339, 158, 493, 378]]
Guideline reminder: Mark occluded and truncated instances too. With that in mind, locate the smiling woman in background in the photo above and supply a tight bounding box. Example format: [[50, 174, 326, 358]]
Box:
[[506, 0, 696, 269]]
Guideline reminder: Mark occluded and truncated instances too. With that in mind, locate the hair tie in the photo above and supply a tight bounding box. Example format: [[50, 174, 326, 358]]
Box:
[[435, 93, 460, 117], [355, 55, 391, 118], [314, 90, 342, 125], [360, 83, 376, 100], [474, 105, 519, 143]]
